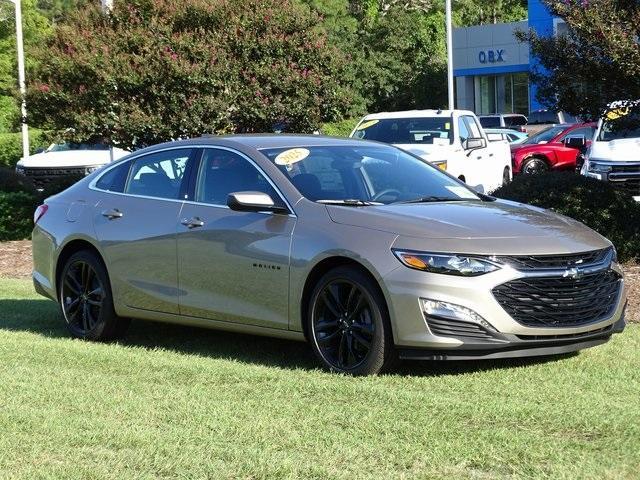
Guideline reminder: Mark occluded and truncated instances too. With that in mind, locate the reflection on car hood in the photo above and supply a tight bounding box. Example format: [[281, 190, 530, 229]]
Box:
[[590, 138, 640, 162], [326, 200, 610, 255]]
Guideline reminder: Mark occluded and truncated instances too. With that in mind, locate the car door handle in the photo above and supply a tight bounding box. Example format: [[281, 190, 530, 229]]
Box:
[[101, 209, 123, 220], [181, 217, 204, 229]]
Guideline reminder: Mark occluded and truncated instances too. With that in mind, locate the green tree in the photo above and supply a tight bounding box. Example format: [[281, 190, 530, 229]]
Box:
[[0, 0, 51, 132], [25, 0, 356, 149], [517, 0, 640, 119]]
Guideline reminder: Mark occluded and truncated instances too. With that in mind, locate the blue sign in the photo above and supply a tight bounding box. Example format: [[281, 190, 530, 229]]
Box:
[[478, 49, 506, 64]]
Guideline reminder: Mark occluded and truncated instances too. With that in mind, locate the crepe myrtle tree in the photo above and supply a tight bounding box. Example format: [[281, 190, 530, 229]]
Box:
[[24, 0, 356, 150], [516, 0, 640, 120]]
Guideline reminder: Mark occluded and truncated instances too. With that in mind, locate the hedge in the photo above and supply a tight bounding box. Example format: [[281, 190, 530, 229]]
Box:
[[321, 119, 358, 137], [0, 130, 47, 169], [492, 172, 640, 263]]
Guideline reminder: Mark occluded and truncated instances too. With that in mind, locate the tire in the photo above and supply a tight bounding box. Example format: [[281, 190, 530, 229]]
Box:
[[521, 156, 549, 175], [502, 166, 511, 185], [307, 266, 395, 375], [58, 250, 130, 341]]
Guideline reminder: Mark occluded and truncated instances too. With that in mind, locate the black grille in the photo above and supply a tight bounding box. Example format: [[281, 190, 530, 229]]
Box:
[[496, 248, 610, 271], [609, 177, 640, 196], [426, 316, 495, 340], [21, 167, 87, 188], [492, 269, 621, 328]]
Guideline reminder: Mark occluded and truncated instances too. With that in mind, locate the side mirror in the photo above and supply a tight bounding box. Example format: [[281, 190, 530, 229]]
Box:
[[227, 191, 288, 214], [564, 136, 586, 149], [463, 137, 487, 151]]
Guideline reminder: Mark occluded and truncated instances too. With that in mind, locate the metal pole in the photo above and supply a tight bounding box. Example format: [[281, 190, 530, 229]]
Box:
[[445, 0, 454, 110], [13, 0, 29, 159], [101, 0, 113, 12]]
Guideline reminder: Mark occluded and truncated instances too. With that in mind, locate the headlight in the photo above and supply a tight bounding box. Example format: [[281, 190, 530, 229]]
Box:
[[393, 250, 501, 276], [587, 162, 612, 173], [85, 165, 100, 175], [15, 166, 25, 175]]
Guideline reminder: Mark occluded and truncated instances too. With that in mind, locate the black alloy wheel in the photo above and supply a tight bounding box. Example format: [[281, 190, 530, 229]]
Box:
[[502, 166, 511, 185], [59, 250, 129, 340], [309, 266, 394, 375], [522, 157, 549, 175]]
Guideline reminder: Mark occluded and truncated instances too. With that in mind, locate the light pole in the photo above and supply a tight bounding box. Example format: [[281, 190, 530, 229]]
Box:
[[8, 0, 29, 160], [445, 0, 454, 110]]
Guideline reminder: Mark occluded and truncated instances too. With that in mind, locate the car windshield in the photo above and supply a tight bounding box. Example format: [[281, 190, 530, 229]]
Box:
[[260, 144, 480, 205], [599, 105, 640, 141], [46, 142, 110, 152], [351, 117, 453, 145], [504, 115, 527, 127], [522, 126, 565, 145]]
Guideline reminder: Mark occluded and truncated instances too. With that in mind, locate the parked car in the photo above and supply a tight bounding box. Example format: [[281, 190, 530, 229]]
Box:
[[511, 123, 597, 175], [484, 128, 528, 145], [526, 110, 580, 135], [350, 109, 512, 193], [32, 135, 626, 375], [15, 142, 129, 188], [478, 114, 528, 132], [582, 101, 640, 201]]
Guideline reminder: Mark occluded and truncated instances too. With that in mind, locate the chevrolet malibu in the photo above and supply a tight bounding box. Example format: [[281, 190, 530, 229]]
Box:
[[32, 135, 627, 375]]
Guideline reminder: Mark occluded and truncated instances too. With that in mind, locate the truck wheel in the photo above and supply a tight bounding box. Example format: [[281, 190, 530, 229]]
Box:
[[521, 157, 549, 175]]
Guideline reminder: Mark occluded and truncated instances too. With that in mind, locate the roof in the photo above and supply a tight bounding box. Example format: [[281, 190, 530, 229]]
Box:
[[361, 109, 474, 120], [127, 134, 376, 157]]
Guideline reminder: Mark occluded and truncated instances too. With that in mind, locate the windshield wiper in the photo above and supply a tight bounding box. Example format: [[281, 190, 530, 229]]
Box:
[[317, 199, 382, 206], [393, 195, 469, 204]]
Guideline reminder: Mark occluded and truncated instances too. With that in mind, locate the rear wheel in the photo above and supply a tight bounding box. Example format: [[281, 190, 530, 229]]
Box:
[[307, 266, 395, 375], [59, 250, 130, 340], [521, 156, 549, 175]]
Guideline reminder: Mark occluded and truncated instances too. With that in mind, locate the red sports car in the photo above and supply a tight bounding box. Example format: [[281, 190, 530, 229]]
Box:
[[512, 123, 597, 175]]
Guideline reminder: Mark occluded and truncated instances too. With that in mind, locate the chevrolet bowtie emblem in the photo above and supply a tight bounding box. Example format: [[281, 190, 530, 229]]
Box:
[[563, 267, 584, 279]]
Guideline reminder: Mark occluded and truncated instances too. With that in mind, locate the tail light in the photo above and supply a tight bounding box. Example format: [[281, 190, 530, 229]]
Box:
[[34, 204, 48, 224]]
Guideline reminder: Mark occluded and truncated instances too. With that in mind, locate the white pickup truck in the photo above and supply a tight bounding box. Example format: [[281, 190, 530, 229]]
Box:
[[581, 101, 640, 201], [350, 109, 512, 193]]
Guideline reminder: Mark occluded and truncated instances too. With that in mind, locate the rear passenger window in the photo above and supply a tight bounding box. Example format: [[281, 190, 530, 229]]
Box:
[[95, 161, 130, 193], [125, 149, 192, 199]]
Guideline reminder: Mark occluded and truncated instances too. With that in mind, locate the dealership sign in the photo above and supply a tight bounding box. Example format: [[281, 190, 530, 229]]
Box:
[[478, 49, 506, 64]]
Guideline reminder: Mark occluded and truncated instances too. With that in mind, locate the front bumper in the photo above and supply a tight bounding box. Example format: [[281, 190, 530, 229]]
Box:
[[381, 256, 627, 359]]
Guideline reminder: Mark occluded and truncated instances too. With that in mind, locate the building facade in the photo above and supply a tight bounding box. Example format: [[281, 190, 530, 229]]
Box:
[[453, 0, 560, 116]]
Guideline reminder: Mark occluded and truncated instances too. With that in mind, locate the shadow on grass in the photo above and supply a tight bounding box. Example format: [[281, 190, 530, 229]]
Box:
[[0, 298, 577, 376]]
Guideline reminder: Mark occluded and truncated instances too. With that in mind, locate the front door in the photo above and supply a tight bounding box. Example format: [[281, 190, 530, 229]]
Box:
[[176, 147, 296, 329], [93, 148, 195, 314]]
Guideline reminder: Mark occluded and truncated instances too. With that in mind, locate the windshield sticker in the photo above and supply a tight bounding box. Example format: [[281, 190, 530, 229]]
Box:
[[446, 185, 478, 199], [445, 122, 451, 130], [605, 107, 632, 121], [274, 148, 310, 168], [355, 119, 379, 130]]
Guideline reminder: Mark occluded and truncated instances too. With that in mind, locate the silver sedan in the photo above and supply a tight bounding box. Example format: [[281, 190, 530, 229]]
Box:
[[32, 135, 627, 375]]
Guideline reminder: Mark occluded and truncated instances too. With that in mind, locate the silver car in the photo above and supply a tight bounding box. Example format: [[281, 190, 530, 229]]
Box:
[[32, 136, 627, 375]]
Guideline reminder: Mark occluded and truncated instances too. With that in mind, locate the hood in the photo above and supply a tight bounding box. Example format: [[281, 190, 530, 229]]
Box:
[[326, 200, 610, 255], [393, 142, 456, 162], [17, 148, 128, 168], [590, 138, 640, 162]]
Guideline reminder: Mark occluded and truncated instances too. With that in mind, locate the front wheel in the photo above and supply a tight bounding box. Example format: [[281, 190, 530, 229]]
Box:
[[59, 250, 130, 341], [521, 156, 549, 175], [502, 166, 511, 185], [307, 266, 395, 375]]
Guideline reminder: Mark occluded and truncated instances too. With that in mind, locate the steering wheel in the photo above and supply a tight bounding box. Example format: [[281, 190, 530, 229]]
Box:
[[372, 189, 402, 202]]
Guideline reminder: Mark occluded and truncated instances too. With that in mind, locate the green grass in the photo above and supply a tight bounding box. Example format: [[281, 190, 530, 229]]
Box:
[[0, 278, 639, 479]]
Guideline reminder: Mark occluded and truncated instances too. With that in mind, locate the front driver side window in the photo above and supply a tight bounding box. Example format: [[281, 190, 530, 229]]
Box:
[[195, 148, 278, 206], [125, 149, 192, 199]]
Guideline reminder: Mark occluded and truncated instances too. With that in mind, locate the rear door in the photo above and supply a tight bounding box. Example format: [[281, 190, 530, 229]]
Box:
[[458, 115, 505, 192], [176, 147, 296, 329], [92, 148, 196, 314]]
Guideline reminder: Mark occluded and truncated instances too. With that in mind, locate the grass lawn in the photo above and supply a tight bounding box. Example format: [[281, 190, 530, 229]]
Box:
[[1, 277, 639, 479]]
